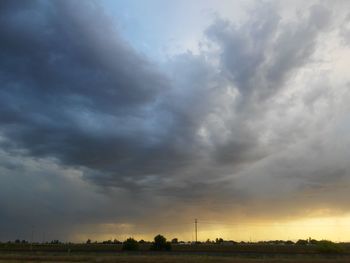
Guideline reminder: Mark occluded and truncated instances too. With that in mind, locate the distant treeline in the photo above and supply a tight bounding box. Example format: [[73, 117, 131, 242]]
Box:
[[2, 237, 345, 247], [0, 236, 347, 254]]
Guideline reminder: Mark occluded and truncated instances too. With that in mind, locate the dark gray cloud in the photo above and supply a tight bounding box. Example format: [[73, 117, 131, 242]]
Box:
[[0, 0, 170, 176], [0, 0, 350, 241]]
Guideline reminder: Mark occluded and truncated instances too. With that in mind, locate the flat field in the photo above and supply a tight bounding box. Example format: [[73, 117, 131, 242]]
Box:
[[1, 243, 350, 262], [1, 253, 350, 263]]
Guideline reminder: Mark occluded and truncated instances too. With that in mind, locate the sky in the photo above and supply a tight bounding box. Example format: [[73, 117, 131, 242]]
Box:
[[1, 0, 350, 242]]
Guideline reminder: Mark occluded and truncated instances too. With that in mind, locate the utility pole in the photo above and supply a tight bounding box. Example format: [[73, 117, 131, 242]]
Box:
[[195, 219, 198, 243]]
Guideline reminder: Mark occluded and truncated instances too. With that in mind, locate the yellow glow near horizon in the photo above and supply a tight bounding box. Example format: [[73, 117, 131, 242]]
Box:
[[196, 216, 350, 242], [73, 214, 350, 243]]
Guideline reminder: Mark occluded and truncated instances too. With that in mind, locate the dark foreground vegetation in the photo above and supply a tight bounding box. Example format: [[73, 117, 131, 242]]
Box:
[[1, 236, 348, 254], [1, 236, 349, 262], [1, 253, 350, 263]]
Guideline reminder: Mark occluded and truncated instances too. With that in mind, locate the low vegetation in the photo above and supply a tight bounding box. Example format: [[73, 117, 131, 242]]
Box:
[[150, 234, 171, 251], [122, 238, 139, 251], [0, 236, 348, 261], [1, 253, 350, 263], [316, 240, 344, 254]]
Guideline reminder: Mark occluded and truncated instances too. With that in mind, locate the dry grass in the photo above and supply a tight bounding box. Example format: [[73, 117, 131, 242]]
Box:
[[1, 253, 350, 263]]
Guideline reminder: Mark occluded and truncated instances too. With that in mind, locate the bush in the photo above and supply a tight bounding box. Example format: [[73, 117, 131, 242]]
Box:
[[296, 239, 308, 245], [122, 238, 139, 251], [215, 238, 224, 244], [316, 240, 344, 254], [309, 239, 318, 245], [150, 234, 171, 251], [113, 239, 122, 244]]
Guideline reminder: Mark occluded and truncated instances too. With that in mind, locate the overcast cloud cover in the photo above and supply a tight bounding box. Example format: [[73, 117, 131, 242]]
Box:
[[1, 0, 350, 241]]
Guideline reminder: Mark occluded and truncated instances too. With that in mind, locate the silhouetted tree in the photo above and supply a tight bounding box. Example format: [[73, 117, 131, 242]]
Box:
[[296, 239, 308, 245], [150, 234, 171, 251], [171, 238, 178, 244], [215, 238, 224, 244], [122, 238, 139, 251], [113, 239, 121, 244], [86, 239, 91, 244], [309, 239, 318, 245], [316, 240, 344, 253]]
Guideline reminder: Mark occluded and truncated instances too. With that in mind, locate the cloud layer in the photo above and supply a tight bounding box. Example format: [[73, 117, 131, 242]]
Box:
[[1, 0, 350, 241]]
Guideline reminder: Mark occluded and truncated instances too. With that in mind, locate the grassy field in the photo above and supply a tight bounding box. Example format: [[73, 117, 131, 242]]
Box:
[[1, 243, 350, 262], [1, 253, 350, 263], [1, 243, 350, 253]]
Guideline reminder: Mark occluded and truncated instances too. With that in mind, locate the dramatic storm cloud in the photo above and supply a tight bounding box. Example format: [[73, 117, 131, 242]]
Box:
[[1, 0, 350, 241]]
